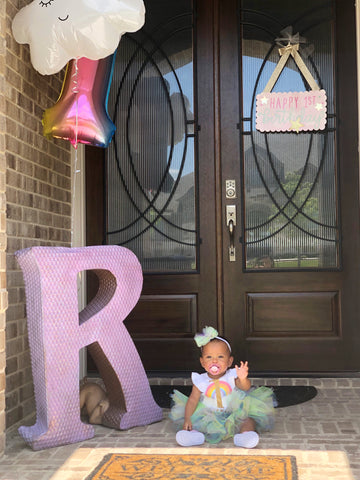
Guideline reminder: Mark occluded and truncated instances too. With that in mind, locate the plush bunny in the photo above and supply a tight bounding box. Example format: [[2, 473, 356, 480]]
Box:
[[80, 382, 109, 425]]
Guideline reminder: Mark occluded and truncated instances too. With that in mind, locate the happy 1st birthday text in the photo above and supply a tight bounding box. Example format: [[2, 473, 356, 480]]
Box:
[[256, 90, 327, 133]]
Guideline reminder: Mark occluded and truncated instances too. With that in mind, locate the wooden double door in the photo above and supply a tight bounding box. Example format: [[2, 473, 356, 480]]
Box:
[[86, 0, 360, 375]]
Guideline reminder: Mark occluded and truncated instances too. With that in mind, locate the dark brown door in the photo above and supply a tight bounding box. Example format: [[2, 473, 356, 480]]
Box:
[[86, 0, 360, 374]]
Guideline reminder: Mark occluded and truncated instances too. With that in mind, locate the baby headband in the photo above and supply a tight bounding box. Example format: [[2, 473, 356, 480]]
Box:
[[194, 326, 232, 353]]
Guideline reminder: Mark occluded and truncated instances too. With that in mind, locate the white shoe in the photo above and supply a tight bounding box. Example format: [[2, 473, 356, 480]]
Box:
[[176, 429, 205, 447], [233, 431, 259, 448]]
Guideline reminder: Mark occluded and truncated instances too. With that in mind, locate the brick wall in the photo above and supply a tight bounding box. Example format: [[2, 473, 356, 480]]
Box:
[[4, 0, 72, 438], [0, 0, 7, 458]]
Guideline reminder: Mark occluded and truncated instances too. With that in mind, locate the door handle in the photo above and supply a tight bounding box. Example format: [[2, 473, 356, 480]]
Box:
[[226, 205, 236, 262], [228, 219, 234, 235]]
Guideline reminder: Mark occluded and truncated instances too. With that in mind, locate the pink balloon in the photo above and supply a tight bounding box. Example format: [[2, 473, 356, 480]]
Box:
[[43, 55, 116, 148]]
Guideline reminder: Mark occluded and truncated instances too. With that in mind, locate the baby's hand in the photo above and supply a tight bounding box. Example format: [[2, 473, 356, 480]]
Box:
[[235, 361, 249, 380], [183, 419, 193, 431]]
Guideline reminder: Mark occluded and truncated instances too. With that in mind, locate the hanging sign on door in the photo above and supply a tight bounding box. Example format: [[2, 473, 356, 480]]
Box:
[[256, 89, 327, 133], [256, 30, 327, 133]]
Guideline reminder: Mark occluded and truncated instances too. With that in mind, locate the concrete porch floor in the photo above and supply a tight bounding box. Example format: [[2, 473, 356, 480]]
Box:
[[0, 377, 359, 480]]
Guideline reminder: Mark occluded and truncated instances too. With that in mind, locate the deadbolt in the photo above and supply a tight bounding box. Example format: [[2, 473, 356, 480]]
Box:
[[225, 179, 236, 199]]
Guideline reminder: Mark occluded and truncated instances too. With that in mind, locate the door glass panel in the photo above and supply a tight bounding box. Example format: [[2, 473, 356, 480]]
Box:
[[240, 0, 339, 270], [106, 0, 197, 273]]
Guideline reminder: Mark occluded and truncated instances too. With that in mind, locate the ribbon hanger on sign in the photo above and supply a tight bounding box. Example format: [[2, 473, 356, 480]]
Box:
[[263, 27, 319, 93]]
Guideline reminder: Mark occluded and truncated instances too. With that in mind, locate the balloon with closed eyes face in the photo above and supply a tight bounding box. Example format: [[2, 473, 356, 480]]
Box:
[[12, 0, 145, 147]]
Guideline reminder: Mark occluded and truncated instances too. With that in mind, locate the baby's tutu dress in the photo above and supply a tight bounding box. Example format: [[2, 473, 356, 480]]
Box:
[[169, 369, 275, 444]]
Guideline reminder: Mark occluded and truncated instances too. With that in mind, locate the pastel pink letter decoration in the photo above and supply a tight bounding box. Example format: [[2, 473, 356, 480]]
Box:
[[15, 246, 162, 450]]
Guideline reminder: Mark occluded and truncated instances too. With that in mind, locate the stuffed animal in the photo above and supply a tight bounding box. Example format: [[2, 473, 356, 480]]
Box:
[[80, 381, 110, 425]]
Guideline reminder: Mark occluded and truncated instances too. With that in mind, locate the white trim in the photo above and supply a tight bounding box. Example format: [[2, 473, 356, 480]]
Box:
[[71, 145, 86, 249], [71, 145, 87, 379]]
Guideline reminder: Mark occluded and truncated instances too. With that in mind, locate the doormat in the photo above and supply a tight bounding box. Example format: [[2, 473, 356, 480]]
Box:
[[86, 453, 298, 480], [151, 385, 317, 409]]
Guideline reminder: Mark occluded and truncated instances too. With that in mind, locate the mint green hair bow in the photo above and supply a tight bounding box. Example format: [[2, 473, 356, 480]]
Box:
[[194, 326, 232, 352], [194, 326, 219, 347]]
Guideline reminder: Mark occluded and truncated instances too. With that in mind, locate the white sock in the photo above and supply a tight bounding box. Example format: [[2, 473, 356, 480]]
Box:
[[176, 429, 205, 447], [233, 431, 259, 448]]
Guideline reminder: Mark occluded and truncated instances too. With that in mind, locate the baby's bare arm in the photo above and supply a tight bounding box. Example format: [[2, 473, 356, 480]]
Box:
[[183, 385, 201, 430]]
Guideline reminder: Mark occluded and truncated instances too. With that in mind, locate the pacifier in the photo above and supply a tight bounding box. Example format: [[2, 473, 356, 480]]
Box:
[[209, 364, 220, 375]]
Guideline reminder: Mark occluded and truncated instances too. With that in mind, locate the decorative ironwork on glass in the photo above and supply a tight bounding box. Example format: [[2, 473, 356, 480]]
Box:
[[106, 0, 197, 273], [240, 0, 339, 270]]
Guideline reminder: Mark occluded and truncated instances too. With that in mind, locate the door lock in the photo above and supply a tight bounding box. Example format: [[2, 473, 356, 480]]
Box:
[[225, 179, 236, 198], [226, 205, 236, 262]]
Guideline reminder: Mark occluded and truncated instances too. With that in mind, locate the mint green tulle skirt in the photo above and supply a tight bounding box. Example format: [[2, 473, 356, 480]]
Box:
[[169, 387, 275, 444]]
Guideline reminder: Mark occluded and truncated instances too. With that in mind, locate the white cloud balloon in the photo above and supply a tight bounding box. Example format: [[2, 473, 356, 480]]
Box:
[[12, 0, 145, 75]]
